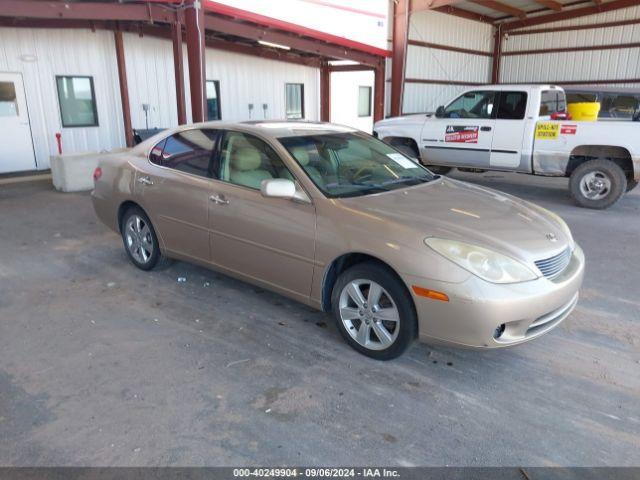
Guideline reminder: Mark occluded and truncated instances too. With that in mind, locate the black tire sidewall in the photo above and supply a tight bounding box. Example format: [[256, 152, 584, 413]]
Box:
[[626, 179, 639, 193], [121, 207, 161, 271], [331, 262, 417, 360], [569, 159, 627, 209]]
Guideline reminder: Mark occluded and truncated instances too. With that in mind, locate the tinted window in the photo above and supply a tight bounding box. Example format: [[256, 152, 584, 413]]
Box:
[[56, 76, 98, 127], [540, 90, 566, 116], [149, 138, 166, 166], [206, 80, 221, 120], [601, 93, 640, 118], [444, 91, 496, 119], [497, 91, 527, 119], [219, 132, 292, 190], [358, 86, 372, 117], [154, 129, 217, 178], [285, 83, 304, 119]]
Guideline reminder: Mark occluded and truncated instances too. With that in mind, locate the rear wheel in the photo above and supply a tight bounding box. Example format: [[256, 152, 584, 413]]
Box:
[[121, 207, 162, 270], [569, 159, 627, 209], [331, 262, 417, 360]]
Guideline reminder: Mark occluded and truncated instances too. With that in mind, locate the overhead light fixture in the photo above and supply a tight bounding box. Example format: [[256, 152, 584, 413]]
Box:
[[258, 40, 291, 50]]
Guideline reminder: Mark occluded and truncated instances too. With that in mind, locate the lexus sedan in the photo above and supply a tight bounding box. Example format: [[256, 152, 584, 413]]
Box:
[[92, 121, 585, 359]]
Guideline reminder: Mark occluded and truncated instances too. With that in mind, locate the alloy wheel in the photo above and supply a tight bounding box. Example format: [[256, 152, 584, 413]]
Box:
[[579, 171, 612, 200], [125, 214, 154, 264]]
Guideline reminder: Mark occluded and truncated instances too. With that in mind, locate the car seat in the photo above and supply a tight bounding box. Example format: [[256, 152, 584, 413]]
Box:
[[229, 146, 273, 189], [284, 146, 324, 187]]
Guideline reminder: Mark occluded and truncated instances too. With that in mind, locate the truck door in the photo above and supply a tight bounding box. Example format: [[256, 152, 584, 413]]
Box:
[[420, 90, 496, 168], [490, 91, 529, 170]]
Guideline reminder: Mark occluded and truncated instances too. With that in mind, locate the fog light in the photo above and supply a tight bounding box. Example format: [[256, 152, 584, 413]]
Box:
[[493, 323, 506, 339]]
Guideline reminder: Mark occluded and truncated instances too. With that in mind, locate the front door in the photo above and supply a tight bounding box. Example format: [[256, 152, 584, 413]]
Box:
[[208, 131, 316, 301], [490, 91, 528, 169], [420, 90, 496, 168], [0, 73, 36, 174], [136, 128, 218, 263]]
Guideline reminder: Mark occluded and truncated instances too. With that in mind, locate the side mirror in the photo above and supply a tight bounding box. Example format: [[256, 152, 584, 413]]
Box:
[[261, 178, 296, 199], [435, 106, 445, 118]]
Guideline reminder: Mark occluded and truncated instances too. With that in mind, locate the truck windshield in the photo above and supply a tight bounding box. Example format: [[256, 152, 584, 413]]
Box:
[[278, 132, 435, 198]]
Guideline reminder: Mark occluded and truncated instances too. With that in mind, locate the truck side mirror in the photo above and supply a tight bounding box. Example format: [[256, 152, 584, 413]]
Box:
[[435, 106, 445, 118]]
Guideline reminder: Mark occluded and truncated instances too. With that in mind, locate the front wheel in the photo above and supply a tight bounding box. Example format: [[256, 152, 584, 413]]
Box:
[[569, 159, 627, 209], [331, 262, 417, 360]]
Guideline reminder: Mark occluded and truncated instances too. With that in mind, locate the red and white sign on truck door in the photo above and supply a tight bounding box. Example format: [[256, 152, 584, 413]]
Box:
[[445, 125, 479, 143]]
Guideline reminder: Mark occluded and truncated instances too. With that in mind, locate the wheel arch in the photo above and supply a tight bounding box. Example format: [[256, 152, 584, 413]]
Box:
[[567, 145, 633, 179], [320, 252, 413, 313], [117, 200, 147, 233], [381, 136, 420, 155]]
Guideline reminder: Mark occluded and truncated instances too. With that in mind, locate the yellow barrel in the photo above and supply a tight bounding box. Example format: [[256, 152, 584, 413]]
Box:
[[567, 102, 601, 121]]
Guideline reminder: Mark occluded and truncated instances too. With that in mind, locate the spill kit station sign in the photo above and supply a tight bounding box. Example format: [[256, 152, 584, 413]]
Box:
[[445, 125, 479, 143]]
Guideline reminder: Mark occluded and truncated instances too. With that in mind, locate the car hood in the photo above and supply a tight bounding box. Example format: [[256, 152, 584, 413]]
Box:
[[338, 177, 572, 264]]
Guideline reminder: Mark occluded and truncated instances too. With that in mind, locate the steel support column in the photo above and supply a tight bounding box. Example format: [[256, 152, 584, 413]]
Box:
[[390, 0, 409, 117], [171, 18, 187, 125], [320, 62, 330, 122], [491, 25, 502, 84], [374, 62, 385, 122], [114, 29, 134, 147], [185, 0, 206, 122]]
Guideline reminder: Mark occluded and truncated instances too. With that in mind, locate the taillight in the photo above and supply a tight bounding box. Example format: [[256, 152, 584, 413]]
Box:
[[93, 167, 103, 182]]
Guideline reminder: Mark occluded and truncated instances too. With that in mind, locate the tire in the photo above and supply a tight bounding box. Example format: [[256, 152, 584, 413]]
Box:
[[626, 179, 639, 193], [394, 143, 420, 162], [331, 262, 417, 360], [426, 165, 453, 175], [121, 206, 163, 270], [569, 159, 627, 209]]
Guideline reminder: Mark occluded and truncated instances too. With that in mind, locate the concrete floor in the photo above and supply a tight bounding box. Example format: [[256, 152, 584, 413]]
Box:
[[0, 172, 639, 467]]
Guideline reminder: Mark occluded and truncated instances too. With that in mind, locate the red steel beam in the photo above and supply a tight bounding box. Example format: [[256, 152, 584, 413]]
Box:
[[320, 63, 331, 122], [113, 29, 134, 147], [408, 39, 492, 57], [491, 25, 503, 84], [185, 0, 206, 123], [409, 0, 465, 12], [204, 37, 323, 68], [328, 64, 374, 72], [0, 0, 175, 23], [508, 17, 640, 35], [405, 78, 484, 86], [171, 18, 187, 125], [390, 0, 409, 117], [433, 5, 494, 23], [469, 0, 527, 19], [503, 41, 640, 56], [374, 62, 385, 122], [203, 14, 381, 67], [502, 0, 640, 31], [534, 0, 563, 11]]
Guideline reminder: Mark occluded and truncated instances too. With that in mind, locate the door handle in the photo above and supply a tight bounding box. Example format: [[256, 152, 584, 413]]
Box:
[[481, 126, 492, 132], [137, 176, 153, 186], [209, 194, 229, 205]]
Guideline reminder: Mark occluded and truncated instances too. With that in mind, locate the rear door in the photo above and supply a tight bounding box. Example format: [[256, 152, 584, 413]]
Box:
[[490, 91, 529, 170], [0, 72, 36, 173], [420, 90, 496, 168], [136, 128, 218, 262]]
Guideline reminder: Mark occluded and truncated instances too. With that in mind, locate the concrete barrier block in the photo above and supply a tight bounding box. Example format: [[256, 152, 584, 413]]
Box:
[[50, 149, 128, 192]]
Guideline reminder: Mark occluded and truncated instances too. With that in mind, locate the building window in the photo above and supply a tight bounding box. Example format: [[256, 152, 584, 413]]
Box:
[[0, 82, 19, 117], [206, 80, 221, 120], [358, 86, 372, 117], [285, 83, 304, 119], [56, 76, 98, 127]]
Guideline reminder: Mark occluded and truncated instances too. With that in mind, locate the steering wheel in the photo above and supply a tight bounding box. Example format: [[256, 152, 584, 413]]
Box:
[[352, 166, 375, 183]]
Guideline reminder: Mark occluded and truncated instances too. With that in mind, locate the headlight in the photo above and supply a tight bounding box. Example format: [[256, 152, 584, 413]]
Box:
[[425, 238, 538, 284]]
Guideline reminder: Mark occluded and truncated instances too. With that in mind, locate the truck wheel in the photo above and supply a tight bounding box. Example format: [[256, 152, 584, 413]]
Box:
[[569, 159, 627, 209], [626, 179, 638, 193], [426, 165, 453, 175]]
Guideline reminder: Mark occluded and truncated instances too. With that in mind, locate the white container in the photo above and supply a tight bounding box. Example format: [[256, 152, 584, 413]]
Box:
[[50, 149, 127, 192]]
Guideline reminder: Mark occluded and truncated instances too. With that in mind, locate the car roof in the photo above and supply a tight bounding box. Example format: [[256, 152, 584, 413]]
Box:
[[134, 120, 359, 153]]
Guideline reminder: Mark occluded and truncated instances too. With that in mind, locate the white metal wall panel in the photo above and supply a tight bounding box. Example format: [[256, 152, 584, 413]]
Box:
[[402, 9, 493, 114], [501, 5, 640, 87], [408, 9, 492, 49], [0, 28, 125, 170], [403, 83, 468, 114]]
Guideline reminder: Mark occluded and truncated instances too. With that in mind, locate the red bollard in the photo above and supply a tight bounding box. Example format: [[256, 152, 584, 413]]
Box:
[[55, 133, 62, 155]]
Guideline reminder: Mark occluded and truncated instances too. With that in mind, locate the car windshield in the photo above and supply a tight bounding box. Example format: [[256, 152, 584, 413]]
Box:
[[278, 132, 436, 198]]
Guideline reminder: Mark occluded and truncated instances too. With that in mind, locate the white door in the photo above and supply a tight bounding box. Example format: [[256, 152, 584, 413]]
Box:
[[420, 90, 496, 168], [490, 91, 528, 169], [0, 73, 36, 174]]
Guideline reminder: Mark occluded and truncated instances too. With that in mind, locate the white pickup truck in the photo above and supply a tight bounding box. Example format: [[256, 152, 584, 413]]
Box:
[[373, 84, 640, 209]]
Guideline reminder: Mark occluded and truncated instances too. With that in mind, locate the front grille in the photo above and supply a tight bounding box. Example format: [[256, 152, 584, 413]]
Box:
[[534, 247, 572, 279]]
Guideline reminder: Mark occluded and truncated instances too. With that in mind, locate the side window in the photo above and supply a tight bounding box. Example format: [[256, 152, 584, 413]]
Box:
[[219, 132, 292, 190], [149, 138, 166, 166], [601, 93, 639, 118], [56, 76, 98, 127], [206, 80, 221, 120], [444, 91, 496, 119], [497, 91, 527, 120], [285, 83, 304, 119], [540, 90, 566, 116], [155, 129, 217, 178]]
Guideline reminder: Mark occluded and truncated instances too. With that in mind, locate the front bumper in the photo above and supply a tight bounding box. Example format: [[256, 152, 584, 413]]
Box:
[[402, 244, 585, 348]]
